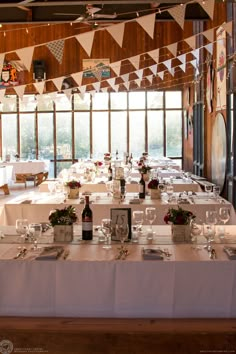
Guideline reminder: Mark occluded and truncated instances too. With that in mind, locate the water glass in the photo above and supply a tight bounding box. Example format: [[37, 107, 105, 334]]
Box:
[[205, 210, 218, 225], [213, 185, 220, 200], [116, 223, 129, 244], [16, 219, 29, 243], [132, 211, 144, 240], [101, 218, 112, 249], [145, 207, 156, 240]]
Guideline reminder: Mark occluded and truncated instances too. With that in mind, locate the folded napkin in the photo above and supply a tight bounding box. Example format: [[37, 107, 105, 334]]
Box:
[[142, 248, 164, 260], [223, 246, 236, 260], [36, 246, 64, 260], [21, 200, 32, 204]]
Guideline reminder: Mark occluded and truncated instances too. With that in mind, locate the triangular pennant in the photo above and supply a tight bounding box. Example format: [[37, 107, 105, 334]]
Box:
[[93, 82, 101, 92], [79, 85, 87, 95], [0, 54, 4, 74], [63, 88, 72, 101], [205, 43, 213, 55], [195, 68, 200, 76], [167, 42, 178, 57], [135, 69, 143, 80], [101, 87, 108, 93], [79, 93, 85, 100], [110, 61, 121, 77], [107, 78, 116, 90], [222, 21, 233, 36], [75, 31, 95, 56], [136, 13, 156, 39], [150, 64, 157, 76], [121, 73, 129, 83], [15, 46, 34, 72], [0, 89, 6, 103], [177, 54, 186, 64], [163, 59, 172, 72], [14, 85, 26, 100], [185, 35, 196, 50], [71, 72, 83, 87], [106, 23, 125, 47], [148, 49, 159, 63], [93, 68, 102, 81], [197, 0, 215, 20], [191, 48, 200, 62], [202, 28, 214, 42], [33, 81, 45, 95], [168, 4, 186, 29], [135, 79, 141, 87], [46, 39, 65, 64], [146, 75, 153, 84], [123, 81, 130, 90], [157, 71, 164, 80], [179, 62, 186, 72], [129, 55, 140, 70], [170, 67, 175, 77], [90, 90, 96, 98], [190, 59, 197, 69], [52, 77, 64, 91]]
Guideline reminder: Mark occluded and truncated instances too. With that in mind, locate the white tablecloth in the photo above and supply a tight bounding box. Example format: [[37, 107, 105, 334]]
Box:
[[0, 165, 13, 186], [0, 224, 235, 318], [0, 160, 49, 176]]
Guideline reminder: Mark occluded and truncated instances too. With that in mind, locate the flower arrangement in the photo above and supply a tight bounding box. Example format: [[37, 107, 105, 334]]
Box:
[[148, 178, 159, 189], [49, 205, 78, 227], [104, 153, 111, 162], [164, 206, 195, 225], [94, 161, 103, 168], [138, 163, 152, 174], [65, 180, 81, 189]]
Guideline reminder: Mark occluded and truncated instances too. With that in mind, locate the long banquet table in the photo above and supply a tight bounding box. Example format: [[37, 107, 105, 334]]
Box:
[[0, 225, 236, 318], [0, 191, 235, 226]]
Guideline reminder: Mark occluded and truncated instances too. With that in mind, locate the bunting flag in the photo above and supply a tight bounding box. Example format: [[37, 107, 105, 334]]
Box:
[[79, 85, 87, 95], [63, 88, 72, 101], [15, 46, 34, 72], [52, 77, 64, 91], [150, 64, 157, 76], [170, 67, 175, 77], [0, 54, 4, 74], [90, 90, 96, 98], [135, 69, 143, 80], [197, 0, 215, 20], [79, 93, 85, 100], [93, 81, 101, 92], [107, 78, 116, 90], [190, 59, 197, 70], [71, 72, 83, 87], [101, 87, 108, 93], [14, 85, 26, 100], [93, 68, 102, 81], [168, 4, 186, 29], [136, 13, 156, 39], [121, 73, 129, 83], [33, 81, 45, 95], [146, 75, 153, 84], [113, 85, 119, 92], [46, 39, 65, 64], [179, 62, 186, 72], [205, 43, 213, 55], [185, 36, 196, 50], [202, 28, 214, 43], [106, 23, 125, 48], [0, 89, 6, 103], [167, 43, 178, 57], [110, 61, 121, 77], [177, 53, 186, 64], [191, 48, 200, 62], [163, 59, 172, 72], [75, 31, 95, 56], [157, 71, 164, 80], [123, 81, 130, 90], [222, 21, 233, 36], [135, 79, 141, 87], [148, 49, 159, 63], [129, 55, 140, 70]]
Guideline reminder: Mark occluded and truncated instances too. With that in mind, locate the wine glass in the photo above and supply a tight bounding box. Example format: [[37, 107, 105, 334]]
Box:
[[219, 207, 230, 238], [145, 207, 156, 240], [115, 223, 129, 244], [205, 210, 218, 225], [101, 218, 112, 250], [190, 217, 203, 250], [132, 211, 144, 241], [203, 223, 215, 251], [213, 185, 220, 201], [16, 219, 29, 244], [205, 185, 212, 199], [166, 184, 174, 202], [28, 223, 42, 250]]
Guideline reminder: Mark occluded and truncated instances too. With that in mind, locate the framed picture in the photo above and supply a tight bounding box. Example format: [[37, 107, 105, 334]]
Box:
[[110, 208, 132, 241], [83, 58, 110, 78]]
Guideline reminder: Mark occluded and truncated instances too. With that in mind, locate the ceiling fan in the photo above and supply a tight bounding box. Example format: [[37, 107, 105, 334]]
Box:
[[54, 4, 117, 23]]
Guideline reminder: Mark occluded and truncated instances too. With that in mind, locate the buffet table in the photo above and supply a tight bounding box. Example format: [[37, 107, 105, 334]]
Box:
[[0, 225, 235, 318]]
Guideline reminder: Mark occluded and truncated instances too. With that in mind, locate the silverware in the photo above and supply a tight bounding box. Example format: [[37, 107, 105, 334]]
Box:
[[209, 248, 217, 259], [14, 247, 27, 259]]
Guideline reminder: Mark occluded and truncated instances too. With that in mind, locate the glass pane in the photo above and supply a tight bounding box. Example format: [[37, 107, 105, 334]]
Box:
[[110, 92, 127, 109], [111, 112, 127, 157], [55, 94, 72, 110], [74, 112, 90, 159], [38, 113, 54, 160], [166, 111, 182, 157], [129, 92, 145, 109], [92, 112, 108, 159], [37, 94, 54, 111], [74, 93, 90, 110], [20, 95, 37, 111], [147, 92, 163, 109], [2, 114, 17, 160], [2, 96, 17, 112], [147, 111, 164, 158], [56, 161, 72, 177], [129, 111, 145, 158], [92, 92, 108, 110], [165, 91, 182, 108], [56, 112, 72, 159], [20, 113, 36, 160]]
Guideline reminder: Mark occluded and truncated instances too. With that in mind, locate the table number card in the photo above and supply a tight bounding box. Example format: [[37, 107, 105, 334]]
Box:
[[110, 208, 132, 241]]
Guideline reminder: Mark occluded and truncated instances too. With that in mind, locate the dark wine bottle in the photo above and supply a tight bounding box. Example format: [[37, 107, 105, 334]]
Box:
[[108, 163, 113, 181], [139, 173, 146, 199], [116, 149, 119, 160], [82, 195, 93, 240]]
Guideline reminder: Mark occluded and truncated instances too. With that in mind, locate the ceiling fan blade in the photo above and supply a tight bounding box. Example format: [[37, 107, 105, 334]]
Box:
[[94, 13, 117, 19]]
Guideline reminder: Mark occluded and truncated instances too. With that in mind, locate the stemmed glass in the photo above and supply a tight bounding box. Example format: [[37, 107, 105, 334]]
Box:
[[206, 210, 218, 225], [116, 223, 129, 244], [190, 217, 203, 250], [166, 184, 174, 202], [219, 207, 230, 238], [132, 211, 144, 241], [203, 223, 215, 251], [213, 185, 220, 201], [145, 207, 156, 240], [28, 223, 42, 250], [16, 219, 29, 244], [101, 218, 112, 250], [205, 185, 212, 199]]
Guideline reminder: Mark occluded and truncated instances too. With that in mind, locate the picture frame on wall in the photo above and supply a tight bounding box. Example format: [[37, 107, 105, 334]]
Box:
[[110, 208, 132, 241], [83, 59, 110, 78]]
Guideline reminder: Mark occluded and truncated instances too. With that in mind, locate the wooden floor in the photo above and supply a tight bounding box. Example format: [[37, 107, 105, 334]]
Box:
[[0, 317, 235, 354]]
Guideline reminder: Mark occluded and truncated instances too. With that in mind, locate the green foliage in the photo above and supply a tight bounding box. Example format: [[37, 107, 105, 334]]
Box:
[[49, 205, 78, 226], [164, 206, 195, 225]]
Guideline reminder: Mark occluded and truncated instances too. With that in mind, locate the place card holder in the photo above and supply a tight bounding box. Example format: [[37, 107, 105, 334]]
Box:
[[110, 208, 132, 241]]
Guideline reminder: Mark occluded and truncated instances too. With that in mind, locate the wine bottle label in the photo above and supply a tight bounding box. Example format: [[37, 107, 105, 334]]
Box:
[[82, 221, 92, 231], [139, 184, 144, 193]]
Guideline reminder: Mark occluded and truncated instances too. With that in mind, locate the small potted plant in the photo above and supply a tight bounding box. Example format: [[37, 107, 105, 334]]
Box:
[[147, 178, 160, 199], [164, 206, 195, 243], [49, 205, 78, 242], [65, 180, 81, 199], [137, 161, 152, 181]]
